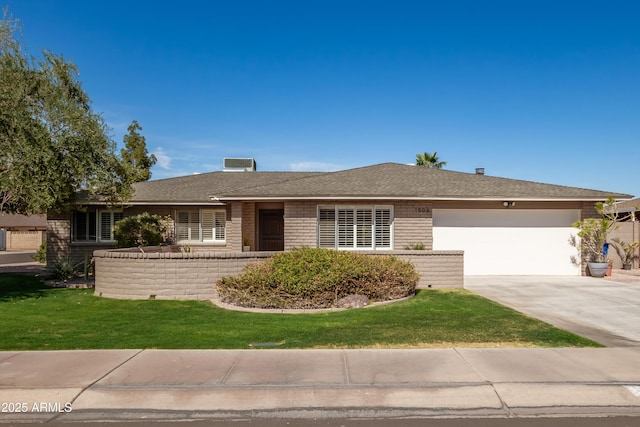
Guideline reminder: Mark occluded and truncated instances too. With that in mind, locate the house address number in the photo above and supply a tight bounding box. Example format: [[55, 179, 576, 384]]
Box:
[[414, 207, 431, 215]]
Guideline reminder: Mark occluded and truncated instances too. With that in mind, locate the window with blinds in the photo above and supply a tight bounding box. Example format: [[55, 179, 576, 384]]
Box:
[[176, 209, 226, 242], [318, 206, 392, 250], [72, 210, 122, 242], [100, 211, 123, 241], [375, 208, 392, 248], [318, 208, 336, 248]]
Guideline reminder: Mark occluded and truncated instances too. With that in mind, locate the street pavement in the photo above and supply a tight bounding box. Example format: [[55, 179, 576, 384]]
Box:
[[0, 250, 37, 267], [1, 348, 640, 422]]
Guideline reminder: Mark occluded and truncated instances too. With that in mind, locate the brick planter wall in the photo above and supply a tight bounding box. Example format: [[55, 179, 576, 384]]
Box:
[[93, 248, 464, 300]]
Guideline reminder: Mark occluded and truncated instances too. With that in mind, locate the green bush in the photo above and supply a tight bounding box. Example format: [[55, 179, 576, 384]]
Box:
[[52, 258, 76, 281], [217, 248, 419, 309], [404, 242, 426, 250], [113, 213, 167, 248], [32, 242, 46, 264]]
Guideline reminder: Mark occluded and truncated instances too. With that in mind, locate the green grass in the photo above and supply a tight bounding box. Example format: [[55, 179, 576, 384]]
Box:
[[0, 274, 602, 350]]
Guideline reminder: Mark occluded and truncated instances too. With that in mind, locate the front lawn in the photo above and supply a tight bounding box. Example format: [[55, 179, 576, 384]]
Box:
[[0, 274, 602, 350]]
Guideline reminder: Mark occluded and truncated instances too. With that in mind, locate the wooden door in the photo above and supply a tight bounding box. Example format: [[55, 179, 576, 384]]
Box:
[[259, 209, 284, 251]]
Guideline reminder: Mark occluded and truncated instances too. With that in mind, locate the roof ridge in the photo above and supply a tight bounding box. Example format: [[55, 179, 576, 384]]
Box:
[[211, 171, 327, 198]]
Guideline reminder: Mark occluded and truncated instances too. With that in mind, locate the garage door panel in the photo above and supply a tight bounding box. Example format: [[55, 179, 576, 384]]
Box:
[[433, 209, 580, 275]]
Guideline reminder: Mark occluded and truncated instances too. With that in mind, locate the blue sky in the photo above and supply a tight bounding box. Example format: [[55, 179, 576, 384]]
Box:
[[6, 1, 640, 197]]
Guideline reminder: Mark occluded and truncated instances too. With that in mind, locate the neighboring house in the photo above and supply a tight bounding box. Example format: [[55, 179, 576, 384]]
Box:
[[611, 198, 640, 220], [607, 198, 640, 269], [47, 161, 632, 275], [0, 213, 47, 251]]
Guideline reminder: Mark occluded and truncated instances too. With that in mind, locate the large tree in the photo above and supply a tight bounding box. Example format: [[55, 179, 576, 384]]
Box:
[[121, 120, 156, 182], [416, 151, 446, 169], [0, 10, 132, 214]]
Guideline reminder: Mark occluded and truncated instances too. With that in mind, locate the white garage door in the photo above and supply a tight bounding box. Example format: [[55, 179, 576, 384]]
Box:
[[432, 209, 581, 275]]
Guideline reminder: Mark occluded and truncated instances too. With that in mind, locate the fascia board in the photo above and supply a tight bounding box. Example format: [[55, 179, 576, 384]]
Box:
[[211, 195, 628, 202]]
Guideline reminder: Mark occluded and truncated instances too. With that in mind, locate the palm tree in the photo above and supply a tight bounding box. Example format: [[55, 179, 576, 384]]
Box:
[[416, 151, 446, 169]]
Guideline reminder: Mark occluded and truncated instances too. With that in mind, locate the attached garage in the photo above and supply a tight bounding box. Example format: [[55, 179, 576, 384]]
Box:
[[432, 209, 581, 275]]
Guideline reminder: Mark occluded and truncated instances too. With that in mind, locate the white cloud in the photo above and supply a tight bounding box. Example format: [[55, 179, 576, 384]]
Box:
[[153, 147, 171, 170], [289, 161, 344, 172]]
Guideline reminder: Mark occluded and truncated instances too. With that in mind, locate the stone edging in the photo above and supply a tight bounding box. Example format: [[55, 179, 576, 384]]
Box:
[[210, 294, 416, 314]]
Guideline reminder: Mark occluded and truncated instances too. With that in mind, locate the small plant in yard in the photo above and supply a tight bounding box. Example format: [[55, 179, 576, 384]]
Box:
[[404, 242, 426, 250], [52, 258, 76, 281], [569, 197, 629, 265], [612, 238, 639, 268], [31, 242, 46, 264], [217, 248, 419, 309]]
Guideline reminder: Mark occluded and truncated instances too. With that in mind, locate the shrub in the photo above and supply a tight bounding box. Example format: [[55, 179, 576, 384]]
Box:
[[113, 213, 167, 248], [404, 242, 426, 250], [52, 258, 76, 281], [32, 242, 46, 264], [217, 248, 419, 309]]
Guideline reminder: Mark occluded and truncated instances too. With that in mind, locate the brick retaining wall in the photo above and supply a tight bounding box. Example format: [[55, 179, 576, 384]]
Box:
[[93, 248, 464, 300]]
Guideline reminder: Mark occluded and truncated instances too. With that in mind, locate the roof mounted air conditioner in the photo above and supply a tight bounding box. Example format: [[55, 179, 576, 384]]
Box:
[[223, 158, 256, 172]]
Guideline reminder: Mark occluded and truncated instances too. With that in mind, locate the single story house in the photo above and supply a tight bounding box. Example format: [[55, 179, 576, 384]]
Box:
[[47, 161, 632, 276], [0, 213, 47, 251]]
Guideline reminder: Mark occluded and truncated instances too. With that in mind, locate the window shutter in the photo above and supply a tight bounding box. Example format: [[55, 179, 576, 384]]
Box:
[[176, 211, 190, 241], [375, 208, 391, 248], [356, 209, 372, 248], [215, 211, 226, 240], [189, 211, 200, 241], [98, 211, 123, 241], [337, 209, 354, 248], [201, 210, 225, 241], [318, 208, 336, 248], [100, 212, 112, 241], [201, 211, 214, 241]]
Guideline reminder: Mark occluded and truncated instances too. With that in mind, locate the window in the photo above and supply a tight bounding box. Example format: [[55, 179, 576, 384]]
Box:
[[72, 211, 96, 242], [176, 209, 226, 242], [72, 210, 122, 242], [318, 206, 393, 250]]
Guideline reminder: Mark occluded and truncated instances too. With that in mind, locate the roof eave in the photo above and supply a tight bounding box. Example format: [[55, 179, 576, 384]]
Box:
[[211, 195, 631, 202], [80, 201, 226, 206]]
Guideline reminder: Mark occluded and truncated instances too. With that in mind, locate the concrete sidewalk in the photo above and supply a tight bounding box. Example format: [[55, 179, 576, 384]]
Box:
[[1, 348, 640, 422]]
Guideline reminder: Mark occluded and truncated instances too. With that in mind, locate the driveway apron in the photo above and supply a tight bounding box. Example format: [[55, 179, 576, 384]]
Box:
[[465, 276, 640, 347]]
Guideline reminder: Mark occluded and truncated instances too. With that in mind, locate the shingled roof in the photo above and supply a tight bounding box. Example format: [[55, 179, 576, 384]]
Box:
[[129, 171, 322, 203], [0, 213, 47, 228], [128, 163, 632, 204], [612, 198, 640, 212]]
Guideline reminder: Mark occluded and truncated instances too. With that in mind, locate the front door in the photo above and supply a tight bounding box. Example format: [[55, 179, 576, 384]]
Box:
[[259, 209, 284, 251]]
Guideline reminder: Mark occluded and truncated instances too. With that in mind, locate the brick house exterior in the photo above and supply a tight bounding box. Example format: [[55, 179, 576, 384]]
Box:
[[47, 163, 632, 276]]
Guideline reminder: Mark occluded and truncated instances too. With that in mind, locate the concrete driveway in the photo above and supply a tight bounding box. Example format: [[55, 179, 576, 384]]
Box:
[[465, 276, 640, 347]]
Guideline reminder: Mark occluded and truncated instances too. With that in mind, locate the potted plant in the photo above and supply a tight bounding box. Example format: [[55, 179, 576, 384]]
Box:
[[569, 199, 617, 277], [612, 238, 639, 270], [606, 258, 613, 276]]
